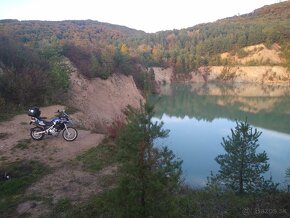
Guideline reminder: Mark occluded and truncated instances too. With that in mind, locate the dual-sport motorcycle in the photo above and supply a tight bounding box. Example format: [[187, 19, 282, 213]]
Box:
[[28, 107, 78, 141]]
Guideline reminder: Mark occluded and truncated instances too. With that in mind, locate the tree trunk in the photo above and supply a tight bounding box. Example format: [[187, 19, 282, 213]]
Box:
[[139, 140, 147, 217], [239, 140, 246, 194], [239, 171, 244, 194]]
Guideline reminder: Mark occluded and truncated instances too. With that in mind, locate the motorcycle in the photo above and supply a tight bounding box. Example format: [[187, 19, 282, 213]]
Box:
[[28, 107, 78, 141]]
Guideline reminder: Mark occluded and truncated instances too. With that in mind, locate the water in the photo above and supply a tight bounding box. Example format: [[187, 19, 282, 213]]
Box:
[[150, 83, 290, 188]]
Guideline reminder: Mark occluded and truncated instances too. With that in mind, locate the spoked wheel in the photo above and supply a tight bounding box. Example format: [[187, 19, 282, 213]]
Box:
[[62, 127, 78, 141], [30, 127, 45, 140]]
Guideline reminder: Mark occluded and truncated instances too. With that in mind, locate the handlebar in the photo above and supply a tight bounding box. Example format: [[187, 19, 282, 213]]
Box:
[[55, 109, 66, 113], [55, 110, 69, 119]]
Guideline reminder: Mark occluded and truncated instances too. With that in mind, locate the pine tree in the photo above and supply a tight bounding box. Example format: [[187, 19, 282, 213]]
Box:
[[214, 120, 275, 194], [116, 102, 183, 217]]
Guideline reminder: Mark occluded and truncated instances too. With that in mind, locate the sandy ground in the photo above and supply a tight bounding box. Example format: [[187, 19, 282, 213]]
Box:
[[0, 105, 109, 217], [0, 105, 104, 167]]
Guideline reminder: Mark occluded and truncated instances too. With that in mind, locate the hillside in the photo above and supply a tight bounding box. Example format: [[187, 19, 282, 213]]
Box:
[[201, 43, 289, 84], [152, 42, 289, 84], [0, 19, 144, 43], [237, 1, 290, 20], [0, 1, 289, 113]]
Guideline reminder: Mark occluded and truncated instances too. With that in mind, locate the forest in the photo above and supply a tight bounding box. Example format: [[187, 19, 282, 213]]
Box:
[[0, 1, 289, 114]]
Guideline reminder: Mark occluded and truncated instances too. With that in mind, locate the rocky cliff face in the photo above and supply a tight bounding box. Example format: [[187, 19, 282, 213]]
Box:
[[191, 66, 289, 83], [153, 43, 289, 84], [151, 67, 173, 85], [68, 61, 144, 131], [152, 65, 290, 84], [199, 43, 289, 84]]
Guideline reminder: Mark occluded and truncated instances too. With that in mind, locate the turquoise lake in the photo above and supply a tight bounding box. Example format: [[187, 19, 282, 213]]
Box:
[[150, 83, 290, 188]]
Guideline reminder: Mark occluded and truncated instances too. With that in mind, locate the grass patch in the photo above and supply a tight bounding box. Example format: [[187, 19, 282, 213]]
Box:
[[70, 190, 120, 217], [77, 140, 118, 172], [0, 112, 15, 122], [50, 198, 73, 217], [0, 160, 49, 217], [0, 156, 7, 162], [48, 190, 119, 218], [42, 187, 290, 218], [12, 139, 32, 150], [0, 107, 26, 122]]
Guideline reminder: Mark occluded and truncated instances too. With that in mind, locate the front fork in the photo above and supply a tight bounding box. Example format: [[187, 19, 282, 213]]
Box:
[[63, 124, 71, 136]]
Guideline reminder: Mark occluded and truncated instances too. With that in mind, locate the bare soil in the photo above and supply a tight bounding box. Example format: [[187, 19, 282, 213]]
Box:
[[0, 59, 145, 217], [0, 105, 109, 217], [152, 67, 173, 85], [68, 62, 144, 131], [0, 105, 104, 166], [220, 43, 285, 65]]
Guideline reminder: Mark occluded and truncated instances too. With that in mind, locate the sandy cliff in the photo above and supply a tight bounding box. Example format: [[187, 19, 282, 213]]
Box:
[[202, 65, 289, 83], [151, 67, 173, 85], [68, 63, 144, 131], [153, 43, 289, 84]]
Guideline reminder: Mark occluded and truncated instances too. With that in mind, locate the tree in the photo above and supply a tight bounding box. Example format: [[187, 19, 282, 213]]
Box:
[[0, 35, 49, 106], [214, 120, 275, 194], [120, 43, 129, 55], [116, 102, 183, 217], [113, 47, 132, 75]]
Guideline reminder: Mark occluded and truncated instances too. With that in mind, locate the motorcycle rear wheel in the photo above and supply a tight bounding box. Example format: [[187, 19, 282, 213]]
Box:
[[30, 127, 45, 140], [62, 127, 78, 141]]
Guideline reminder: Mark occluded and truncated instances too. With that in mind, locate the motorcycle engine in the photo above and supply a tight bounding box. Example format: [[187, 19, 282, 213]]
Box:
[[49, 128, 59, 136]]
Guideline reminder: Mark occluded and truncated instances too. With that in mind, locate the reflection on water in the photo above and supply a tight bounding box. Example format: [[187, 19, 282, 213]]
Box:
[[150, 83, 290, 187]]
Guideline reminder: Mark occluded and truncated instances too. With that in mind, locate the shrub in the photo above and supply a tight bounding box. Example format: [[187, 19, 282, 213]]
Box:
[[106, 114, 125, 139]]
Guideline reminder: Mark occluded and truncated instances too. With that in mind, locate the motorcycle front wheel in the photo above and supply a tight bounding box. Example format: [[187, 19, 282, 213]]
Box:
[[62, 127, 78, 141], [30, 127, 45, 140]]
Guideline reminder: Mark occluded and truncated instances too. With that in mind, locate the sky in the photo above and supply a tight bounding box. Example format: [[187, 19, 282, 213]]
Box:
[[0, 0, 285, 33]]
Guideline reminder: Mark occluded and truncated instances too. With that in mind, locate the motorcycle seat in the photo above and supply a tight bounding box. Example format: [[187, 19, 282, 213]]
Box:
[[37, 118, 54, 126]]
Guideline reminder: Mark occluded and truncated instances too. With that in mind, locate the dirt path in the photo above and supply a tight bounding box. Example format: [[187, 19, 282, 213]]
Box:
[[0, 105, 104, 166], [0, 105, 110, 217]]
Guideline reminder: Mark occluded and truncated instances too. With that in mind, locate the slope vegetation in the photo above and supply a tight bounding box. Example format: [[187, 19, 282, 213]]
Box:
[[0, 1, 289, 115]]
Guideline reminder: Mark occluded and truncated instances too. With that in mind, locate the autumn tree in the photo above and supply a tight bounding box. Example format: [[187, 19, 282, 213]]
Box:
[[120, 43, 129, 55], [213, 120, 276, 194]]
